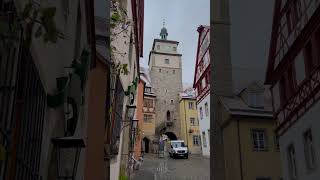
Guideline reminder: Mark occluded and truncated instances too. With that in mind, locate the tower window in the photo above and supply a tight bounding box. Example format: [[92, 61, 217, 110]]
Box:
[[167, 111, 171, 121], [165, 59, 169, 64], [170, 99, 174, 104]]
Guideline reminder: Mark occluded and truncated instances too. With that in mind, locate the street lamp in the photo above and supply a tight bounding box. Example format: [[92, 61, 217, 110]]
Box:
[[126, 105, 136, 119], [51, 137, 85, 180], [131, 119, 138, 130]]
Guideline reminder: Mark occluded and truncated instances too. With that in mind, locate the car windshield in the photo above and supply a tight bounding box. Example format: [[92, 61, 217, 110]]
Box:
[[172, 142, 185, 148]]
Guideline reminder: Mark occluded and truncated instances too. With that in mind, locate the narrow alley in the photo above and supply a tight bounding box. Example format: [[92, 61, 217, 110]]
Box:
[[132, 154, 210, 180]]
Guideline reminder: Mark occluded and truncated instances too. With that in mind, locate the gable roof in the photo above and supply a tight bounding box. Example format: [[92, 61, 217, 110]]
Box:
[[193, 25, 210, 88]]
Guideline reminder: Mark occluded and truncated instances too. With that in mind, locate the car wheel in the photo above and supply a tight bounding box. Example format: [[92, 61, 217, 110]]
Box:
[[185, 155, 188, 159]]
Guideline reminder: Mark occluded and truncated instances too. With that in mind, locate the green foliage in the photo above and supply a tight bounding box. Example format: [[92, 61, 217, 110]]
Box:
[[119, 166, 128, 180], [0, 1, 63, 47], [111, 12, 121, 22]]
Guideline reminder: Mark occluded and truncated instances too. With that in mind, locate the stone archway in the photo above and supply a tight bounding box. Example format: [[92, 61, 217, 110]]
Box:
[[164, 132, 177, 140]]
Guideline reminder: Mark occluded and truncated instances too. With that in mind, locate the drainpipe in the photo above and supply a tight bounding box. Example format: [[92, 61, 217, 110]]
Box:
[[237, 119, 244, 180], [183, 100, 189, 148]]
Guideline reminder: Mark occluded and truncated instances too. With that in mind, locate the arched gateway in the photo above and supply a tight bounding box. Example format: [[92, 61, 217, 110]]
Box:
[[163, 132, 177, 140]]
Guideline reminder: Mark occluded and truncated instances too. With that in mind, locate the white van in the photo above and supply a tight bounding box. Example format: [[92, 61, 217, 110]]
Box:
[[168, 140, 188, 159]]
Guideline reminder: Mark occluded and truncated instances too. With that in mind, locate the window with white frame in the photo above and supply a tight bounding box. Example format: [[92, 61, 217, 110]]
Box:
[[304, 129, 316, 170], [144, 99, 153, 107], [143, 114, 152, 123], [200, 107, 203, 119], [188, 102, 194, 109], [201, 78, 206, 89], [193, 136, 200, 145], [251, 129, 267, 151], [190, 117, 196, 126], [145, 87, 151, 93], [287, 144, 297, 179], [205, 102, 209, 116], [202, 131, 207, 147]]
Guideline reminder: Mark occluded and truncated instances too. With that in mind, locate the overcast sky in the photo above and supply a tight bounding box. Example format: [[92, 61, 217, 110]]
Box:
[[141, 0, 210, 86]]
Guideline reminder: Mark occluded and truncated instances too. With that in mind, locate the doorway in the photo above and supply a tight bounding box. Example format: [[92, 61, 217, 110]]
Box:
[[143, 137, 150, 153]]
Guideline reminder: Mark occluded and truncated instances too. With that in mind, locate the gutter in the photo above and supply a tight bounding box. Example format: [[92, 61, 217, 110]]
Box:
[[237, 119, 244, 180]]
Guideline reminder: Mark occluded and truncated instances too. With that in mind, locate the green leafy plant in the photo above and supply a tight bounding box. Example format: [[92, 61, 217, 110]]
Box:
[[0, 1, 64, 48], [119, 166, 128, 180]]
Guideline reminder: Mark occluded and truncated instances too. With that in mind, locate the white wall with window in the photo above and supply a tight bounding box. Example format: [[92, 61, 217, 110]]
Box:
[[279, 100, 320, 180], [251, 129, 267, 151], [196, 95, 210, 156]]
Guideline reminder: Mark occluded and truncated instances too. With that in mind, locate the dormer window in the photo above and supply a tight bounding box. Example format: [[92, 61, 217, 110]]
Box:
[[248, 92, 264, 108], [145, 87, 151, 93], [165, 59, 170, 64]]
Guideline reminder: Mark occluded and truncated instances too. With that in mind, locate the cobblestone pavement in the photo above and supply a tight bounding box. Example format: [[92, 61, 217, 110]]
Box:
[[131, 153, 210, 180]]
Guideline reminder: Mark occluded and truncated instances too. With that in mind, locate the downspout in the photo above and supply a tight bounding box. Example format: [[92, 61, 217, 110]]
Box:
[[183, 100, 189, 148], [237, 119, 244, 180]]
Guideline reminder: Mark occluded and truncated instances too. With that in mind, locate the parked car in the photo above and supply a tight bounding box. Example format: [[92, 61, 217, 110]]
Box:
[[168, 140, 188, 159]]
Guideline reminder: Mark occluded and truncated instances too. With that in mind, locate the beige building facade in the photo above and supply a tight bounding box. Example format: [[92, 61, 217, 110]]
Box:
[[179, 88, 202, 154]]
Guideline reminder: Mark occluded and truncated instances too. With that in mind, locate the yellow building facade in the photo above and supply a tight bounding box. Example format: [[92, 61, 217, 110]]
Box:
[[219, 82, 282, 180], [179, 90, 201, 154]]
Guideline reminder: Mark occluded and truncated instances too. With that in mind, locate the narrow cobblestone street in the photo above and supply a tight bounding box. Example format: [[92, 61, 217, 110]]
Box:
[[132, 153, 210, 180]]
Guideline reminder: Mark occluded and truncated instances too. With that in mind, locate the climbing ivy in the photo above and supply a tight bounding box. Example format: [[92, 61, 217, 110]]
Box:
[[110, 0, 131, 77]]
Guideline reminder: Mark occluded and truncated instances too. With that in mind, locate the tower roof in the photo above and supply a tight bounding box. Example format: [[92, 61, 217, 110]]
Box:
[[160, 27, 168, 35], [160, 20, 168, 40]]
